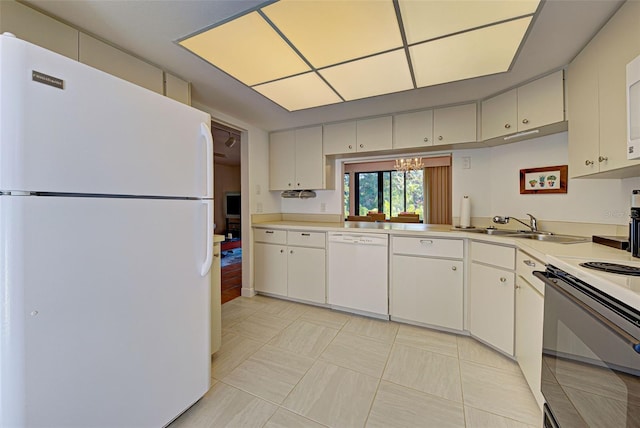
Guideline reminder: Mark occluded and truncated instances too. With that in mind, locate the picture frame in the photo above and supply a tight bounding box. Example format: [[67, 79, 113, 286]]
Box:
[[519, 165, 568, 194]]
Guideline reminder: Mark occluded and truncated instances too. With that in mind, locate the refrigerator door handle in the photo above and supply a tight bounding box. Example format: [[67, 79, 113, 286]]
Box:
[[201, 122, 214, 199], [201, 199, 214, 276]]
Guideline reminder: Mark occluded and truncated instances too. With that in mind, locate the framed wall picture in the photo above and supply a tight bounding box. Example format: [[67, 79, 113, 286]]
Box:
[[520, 165, 568, 194]]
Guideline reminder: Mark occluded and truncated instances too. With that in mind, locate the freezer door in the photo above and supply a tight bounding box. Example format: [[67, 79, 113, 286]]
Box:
[[0, 195, 211, 428], [0, 35, 212, 198]]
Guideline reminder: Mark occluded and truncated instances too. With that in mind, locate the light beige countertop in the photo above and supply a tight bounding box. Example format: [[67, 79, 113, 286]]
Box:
[[213, 234, 225, 244]]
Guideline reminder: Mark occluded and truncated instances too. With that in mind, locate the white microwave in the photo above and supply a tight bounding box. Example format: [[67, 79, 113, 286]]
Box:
[[628, 54, 640, 159]]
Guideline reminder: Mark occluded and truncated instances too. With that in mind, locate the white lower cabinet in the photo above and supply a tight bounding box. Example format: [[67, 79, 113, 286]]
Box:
[[390, 237, 464, 330], [254, 229, 326, 304], [254, 242, 288, 296], [469, 241, 516, 356], [515, 251, 545, 408]]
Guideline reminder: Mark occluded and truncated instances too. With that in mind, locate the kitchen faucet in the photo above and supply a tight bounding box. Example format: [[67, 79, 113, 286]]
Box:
[[492, 213, 538, 232]]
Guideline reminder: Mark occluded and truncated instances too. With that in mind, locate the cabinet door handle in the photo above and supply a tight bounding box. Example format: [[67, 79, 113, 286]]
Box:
[[297, 182, 300, 186], [348, 144, 353, 149], [505, 123, 511, 129], [359, 144, 364, 148], [585, 160, 594, 166], [424, 137, 429, 142], [438, 136, 443, 141], [451, 266, 457, 271], [290, 250, 294, 254], [523, 259, 536, 267], [500, 277, 507, 283], [301, 233, 311, 236], [522, 119, 529, 124], [420, 239, 434, 245], [288, 183, 292, 187], [280, 249, 284, 253], [265, 230, 274, 234], [598, 156, 608, 162]]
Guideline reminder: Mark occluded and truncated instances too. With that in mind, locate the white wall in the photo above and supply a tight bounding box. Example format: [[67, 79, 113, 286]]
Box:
[[453, 132, 634, 225], [278, 131, 640, 226]]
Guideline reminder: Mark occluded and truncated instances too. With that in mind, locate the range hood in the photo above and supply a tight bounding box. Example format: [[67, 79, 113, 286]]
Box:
[[281, 190, 317, 199]]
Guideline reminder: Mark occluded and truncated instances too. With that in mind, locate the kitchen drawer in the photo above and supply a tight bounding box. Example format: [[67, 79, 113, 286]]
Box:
[[392, 236, 463, 259], [516, 250, 545, 295], [287, 231, 326, 248], [471, 241, 515, 270], [254, 228, 286, 244]]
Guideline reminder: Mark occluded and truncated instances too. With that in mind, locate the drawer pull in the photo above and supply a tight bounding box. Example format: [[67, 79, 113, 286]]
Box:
[[523, 259, 536, 267], [500, 277, 507, 283], [451, 266, 457, 271], [265, 231, 274, 234], [280, 249, 284, 253], [301, 233, 311, 236], [420, 240, 434, 245]]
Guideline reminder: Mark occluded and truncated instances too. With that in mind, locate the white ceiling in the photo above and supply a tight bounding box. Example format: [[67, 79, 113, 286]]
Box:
[[25, 0, 623, 132]]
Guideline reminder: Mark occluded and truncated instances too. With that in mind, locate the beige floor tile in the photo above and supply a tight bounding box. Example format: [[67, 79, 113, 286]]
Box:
[[383, 343, 462, 402], [320, 330, 392, 378], [465, 406, 537, 428], [225, 312, 293, 342], [168, 382, 277, 428], [230, 295, 270, 311], [366, 381, 465, 428], [260, 299, 311, 321], [264, 408, 328, 428], [457, 336, 520, 374], [395, 324, 459, 357], [221, 303, 256, 328], [223, 345, 315, 404], [460, 361, 541, 426], [268, 320, 338, 358], [212, 331, 263, 380], [299, 306, 352, 329], [283, 360, 379, 428], [343, 315, 399, 343]]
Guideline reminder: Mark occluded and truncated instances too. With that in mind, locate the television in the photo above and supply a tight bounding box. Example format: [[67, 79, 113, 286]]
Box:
[[225, 192, 241, 218]]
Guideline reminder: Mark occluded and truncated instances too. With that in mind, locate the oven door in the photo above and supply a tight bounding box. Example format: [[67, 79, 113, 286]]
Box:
[[534, 267, 640, 428]]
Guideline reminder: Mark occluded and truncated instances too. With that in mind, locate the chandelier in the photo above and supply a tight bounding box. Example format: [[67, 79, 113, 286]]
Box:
[[394, 157, 424, 172]]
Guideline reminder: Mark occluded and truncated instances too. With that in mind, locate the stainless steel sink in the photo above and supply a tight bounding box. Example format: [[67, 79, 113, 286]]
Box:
[[463, 228, 521, 235], [506, 233, 591, 244]]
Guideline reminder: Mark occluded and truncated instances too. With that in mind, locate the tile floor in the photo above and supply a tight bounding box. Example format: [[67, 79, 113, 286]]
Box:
[[169, 295, 542, 428]]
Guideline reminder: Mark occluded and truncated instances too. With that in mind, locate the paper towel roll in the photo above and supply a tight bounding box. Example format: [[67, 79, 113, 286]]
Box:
[[459, 196, 471, 228]]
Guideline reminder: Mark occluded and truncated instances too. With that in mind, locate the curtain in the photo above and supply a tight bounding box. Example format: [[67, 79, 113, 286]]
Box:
[[424, 165, 452, 224]]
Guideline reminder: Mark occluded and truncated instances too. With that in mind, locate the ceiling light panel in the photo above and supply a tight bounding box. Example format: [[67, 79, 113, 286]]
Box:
[[262, 0, 403, 68], [253, 72, 342, 111], [399, 0, 539, 44], [179, 11, 309, 86], [410, 17, 532, 88], [319, 49, 413, 101]]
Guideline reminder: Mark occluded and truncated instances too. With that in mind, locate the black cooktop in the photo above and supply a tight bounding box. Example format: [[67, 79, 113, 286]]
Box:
[[580, 261, 640, 276]]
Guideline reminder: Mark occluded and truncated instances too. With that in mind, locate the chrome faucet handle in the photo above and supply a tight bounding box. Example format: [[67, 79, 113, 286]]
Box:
[[493, 216, 510, 224], [526, 213, 538, 231]]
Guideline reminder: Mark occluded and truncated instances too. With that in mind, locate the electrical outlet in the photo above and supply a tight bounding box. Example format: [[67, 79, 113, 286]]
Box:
[[256, 202, 263, 213], [462, 157, 471, 169], [320, 203, 326, 212], [255, 184, 261, 195]]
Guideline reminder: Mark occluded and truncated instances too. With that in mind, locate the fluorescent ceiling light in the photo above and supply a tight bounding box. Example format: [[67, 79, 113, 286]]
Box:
[[399, 0, 539, 44], [262, 0, 402, 68], [179, 0, 540, 111], [253, 72, 342, 111], [319, 49, 413, 101], [410, 17, 533, 88], [178, 11, 309, 86]]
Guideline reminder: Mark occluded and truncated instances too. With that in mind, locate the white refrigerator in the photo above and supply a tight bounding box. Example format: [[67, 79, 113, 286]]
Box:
[[0, 34, 214, 427]]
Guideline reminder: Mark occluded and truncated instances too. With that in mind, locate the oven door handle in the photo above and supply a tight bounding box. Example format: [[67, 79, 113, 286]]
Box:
[[534, 271, 640, 354]]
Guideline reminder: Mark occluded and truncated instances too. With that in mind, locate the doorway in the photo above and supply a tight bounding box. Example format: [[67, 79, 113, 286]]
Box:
[[212, 121, 242, 303]]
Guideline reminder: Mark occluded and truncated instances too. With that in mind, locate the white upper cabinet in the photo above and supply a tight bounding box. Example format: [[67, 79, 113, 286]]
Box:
[[269, 126, 327, 190], [568, 0, 640, 178], [433, 103, 477, 145], [323, 117, 392, 154], [165, 73, 191, 105], [323, 121, 356, 155], [356, 116, 392, 152], [0, 0, 79, 60], [79, 33, 164, 94], [393, 110, 434, 149], [482, 71, 564, 141]]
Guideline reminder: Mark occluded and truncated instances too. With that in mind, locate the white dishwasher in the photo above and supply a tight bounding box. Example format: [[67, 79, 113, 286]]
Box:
[[327, 232, 389, 318]]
